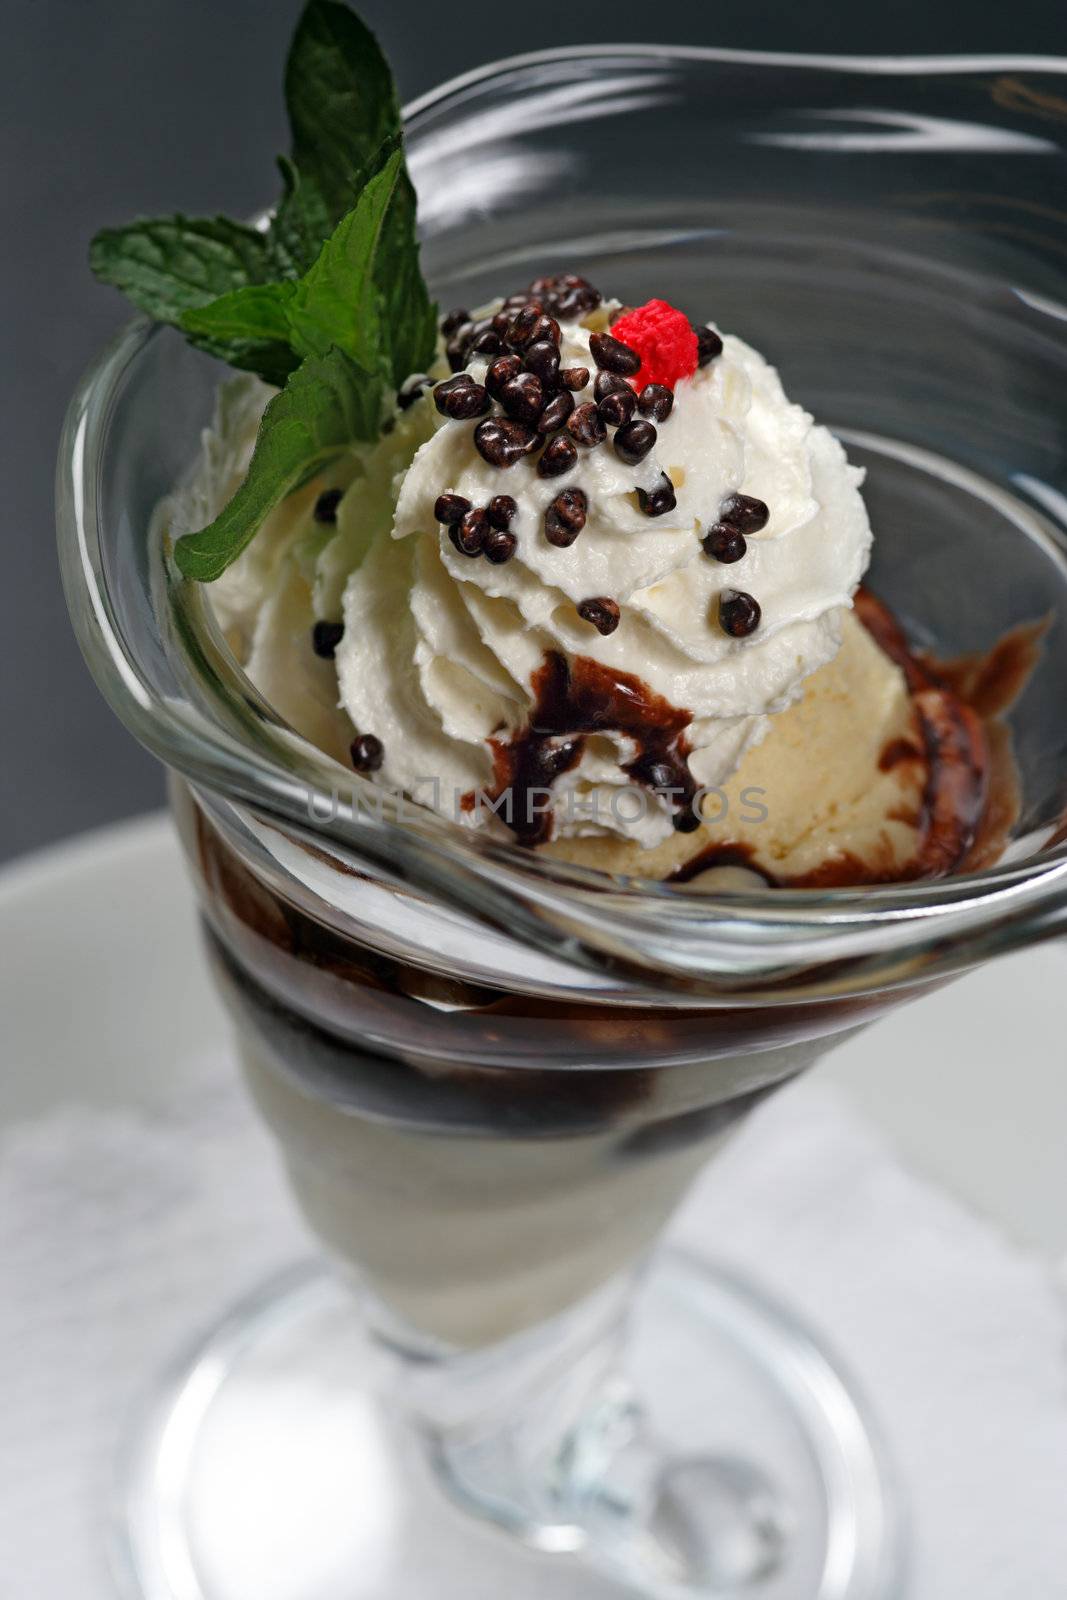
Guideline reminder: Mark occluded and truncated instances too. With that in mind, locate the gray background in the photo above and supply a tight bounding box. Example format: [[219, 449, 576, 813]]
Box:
[[3, 0, 1063, 865]]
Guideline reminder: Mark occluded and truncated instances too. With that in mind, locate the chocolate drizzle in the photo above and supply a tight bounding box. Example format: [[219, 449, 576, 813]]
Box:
[[480, 586, 1023, 869], [854, 589, 989, 879], [670, 844, 772, 886], [485, 652, 696, 846]]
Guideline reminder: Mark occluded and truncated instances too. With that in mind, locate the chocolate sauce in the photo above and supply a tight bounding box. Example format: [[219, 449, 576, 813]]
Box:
[[485, 651, 696, 845], [923, 617, 1049, 721], [479, 583, 1029, 867], [912, 688, 987, 878], [878, 738, 923, 773], [670, 843, 772, 887]]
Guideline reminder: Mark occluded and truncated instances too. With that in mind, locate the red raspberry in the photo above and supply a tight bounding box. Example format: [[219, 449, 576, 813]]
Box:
[[609, 299, 699, 392]]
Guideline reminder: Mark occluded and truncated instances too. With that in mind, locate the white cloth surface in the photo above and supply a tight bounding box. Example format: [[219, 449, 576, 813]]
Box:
[[2, 1058, 1066, 1599]]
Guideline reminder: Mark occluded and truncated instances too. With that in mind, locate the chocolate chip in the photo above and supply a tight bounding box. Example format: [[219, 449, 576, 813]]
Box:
[[694, 325, 724, 366], [638, 383, 673, 421], [499, 371, 544, 425], [486, 353, 523, 399], [350, 733, 384, 773], [577, 597, 620, 635], [474, 417, 541, 467], [593, 369, 632, 403], [702, 523, 747, 563], [719, 589, 762, 636], [503, 292, 545, 314], [524, 339, 561, 387], [561, 365, 590, 391], [446, 326, 474, 370], [545, 486, 588, 546], [397, 373, 432, 410], [487, 494, 518, 530], [484, 527, 518, 564], [450, 507, 490, 557], [598, 387, 636, 428], [469, 327, 504, 356], [313, 488, 343, 524], [440, 307, 470, 336], [538, 389, 575, 433], [537, 434, 578, 478], [553, 284, 601, 319], [507, 306, 560, 351], [590, 330, 641, 376], [311, 620, 344, 659], [719, 493, 769, 533], [434, 375, 490, 418], [530, 273, 602, 319], [503, 303, 541, 343], [433, 492, 471, 525], [673, 808, 703, 834], [558, 273, 601, 300], [637, 473, 677, 517], [614, 419, 657, 464], [567, 401, 607, 448]]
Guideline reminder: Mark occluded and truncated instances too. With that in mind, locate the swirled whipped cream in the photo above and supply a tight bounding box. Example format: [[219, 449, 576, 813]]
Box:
[[206, 284, 873, 849]]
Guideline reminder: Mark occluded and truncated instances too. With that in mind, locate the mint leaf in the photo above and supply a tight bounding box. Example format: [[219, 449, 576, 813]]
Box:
[[286, 147, 403, 370], [277, 4, 435, 376], [90, 216, 297, 384], [90, 215, 272, 320], [269, 156, 335, 278], [174, 348, 383, 582], [207, 338, 300, 389], [279, 140, 436, 382], [375, 165, 436, 386], [182, 283, 298, 346], [283, 1, 400, 226]]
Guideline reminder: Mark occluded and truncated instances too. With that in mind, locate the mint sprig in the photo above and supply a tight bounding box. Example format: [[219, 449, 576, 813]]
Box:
[[89, 1, 438, 581]]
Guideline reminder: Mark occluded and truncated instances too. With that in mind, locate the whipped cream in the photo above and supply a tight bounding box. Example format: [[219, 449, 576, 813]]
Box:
[[202, 302, 873, 848]]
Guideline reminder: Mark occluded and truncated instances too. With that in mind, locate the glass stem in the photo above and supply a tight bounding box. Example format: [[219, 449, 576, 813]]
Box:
[[372, 1265, 644, 1551]]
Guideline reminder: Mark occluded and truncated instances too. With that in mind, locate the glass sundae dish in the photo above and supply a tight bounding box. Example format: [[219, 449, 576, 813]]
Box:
[[59, 9, 1067, 1598]]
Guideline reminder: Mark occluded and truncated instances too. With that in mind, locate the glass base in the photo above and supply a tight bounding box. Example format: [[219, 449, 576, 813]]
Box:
[[114, 1253, 901, 1600]]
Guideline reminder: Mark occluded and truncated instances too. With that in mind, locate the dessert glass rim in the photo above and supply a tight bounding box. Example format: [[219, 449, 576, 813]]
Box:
[[57, 44, 1067, 999], [404, 42, 1067, 112]]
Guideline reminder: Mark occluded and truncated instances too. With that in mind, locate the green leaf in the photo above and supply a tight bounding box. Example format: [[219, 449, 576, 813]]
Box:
[[182, 282, 298, 346], [268, 156, 335, 278], [375, 164, 437, 385], [286, 147, 403, 370], [277, 4, 435, 376], [186, 148, 429, 387], [90, 216, 297, 384], [283, 0, 400, 224], [89, 215, 272, 320], [173, 347, 383, 582], [214, 338, 302, 389]]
